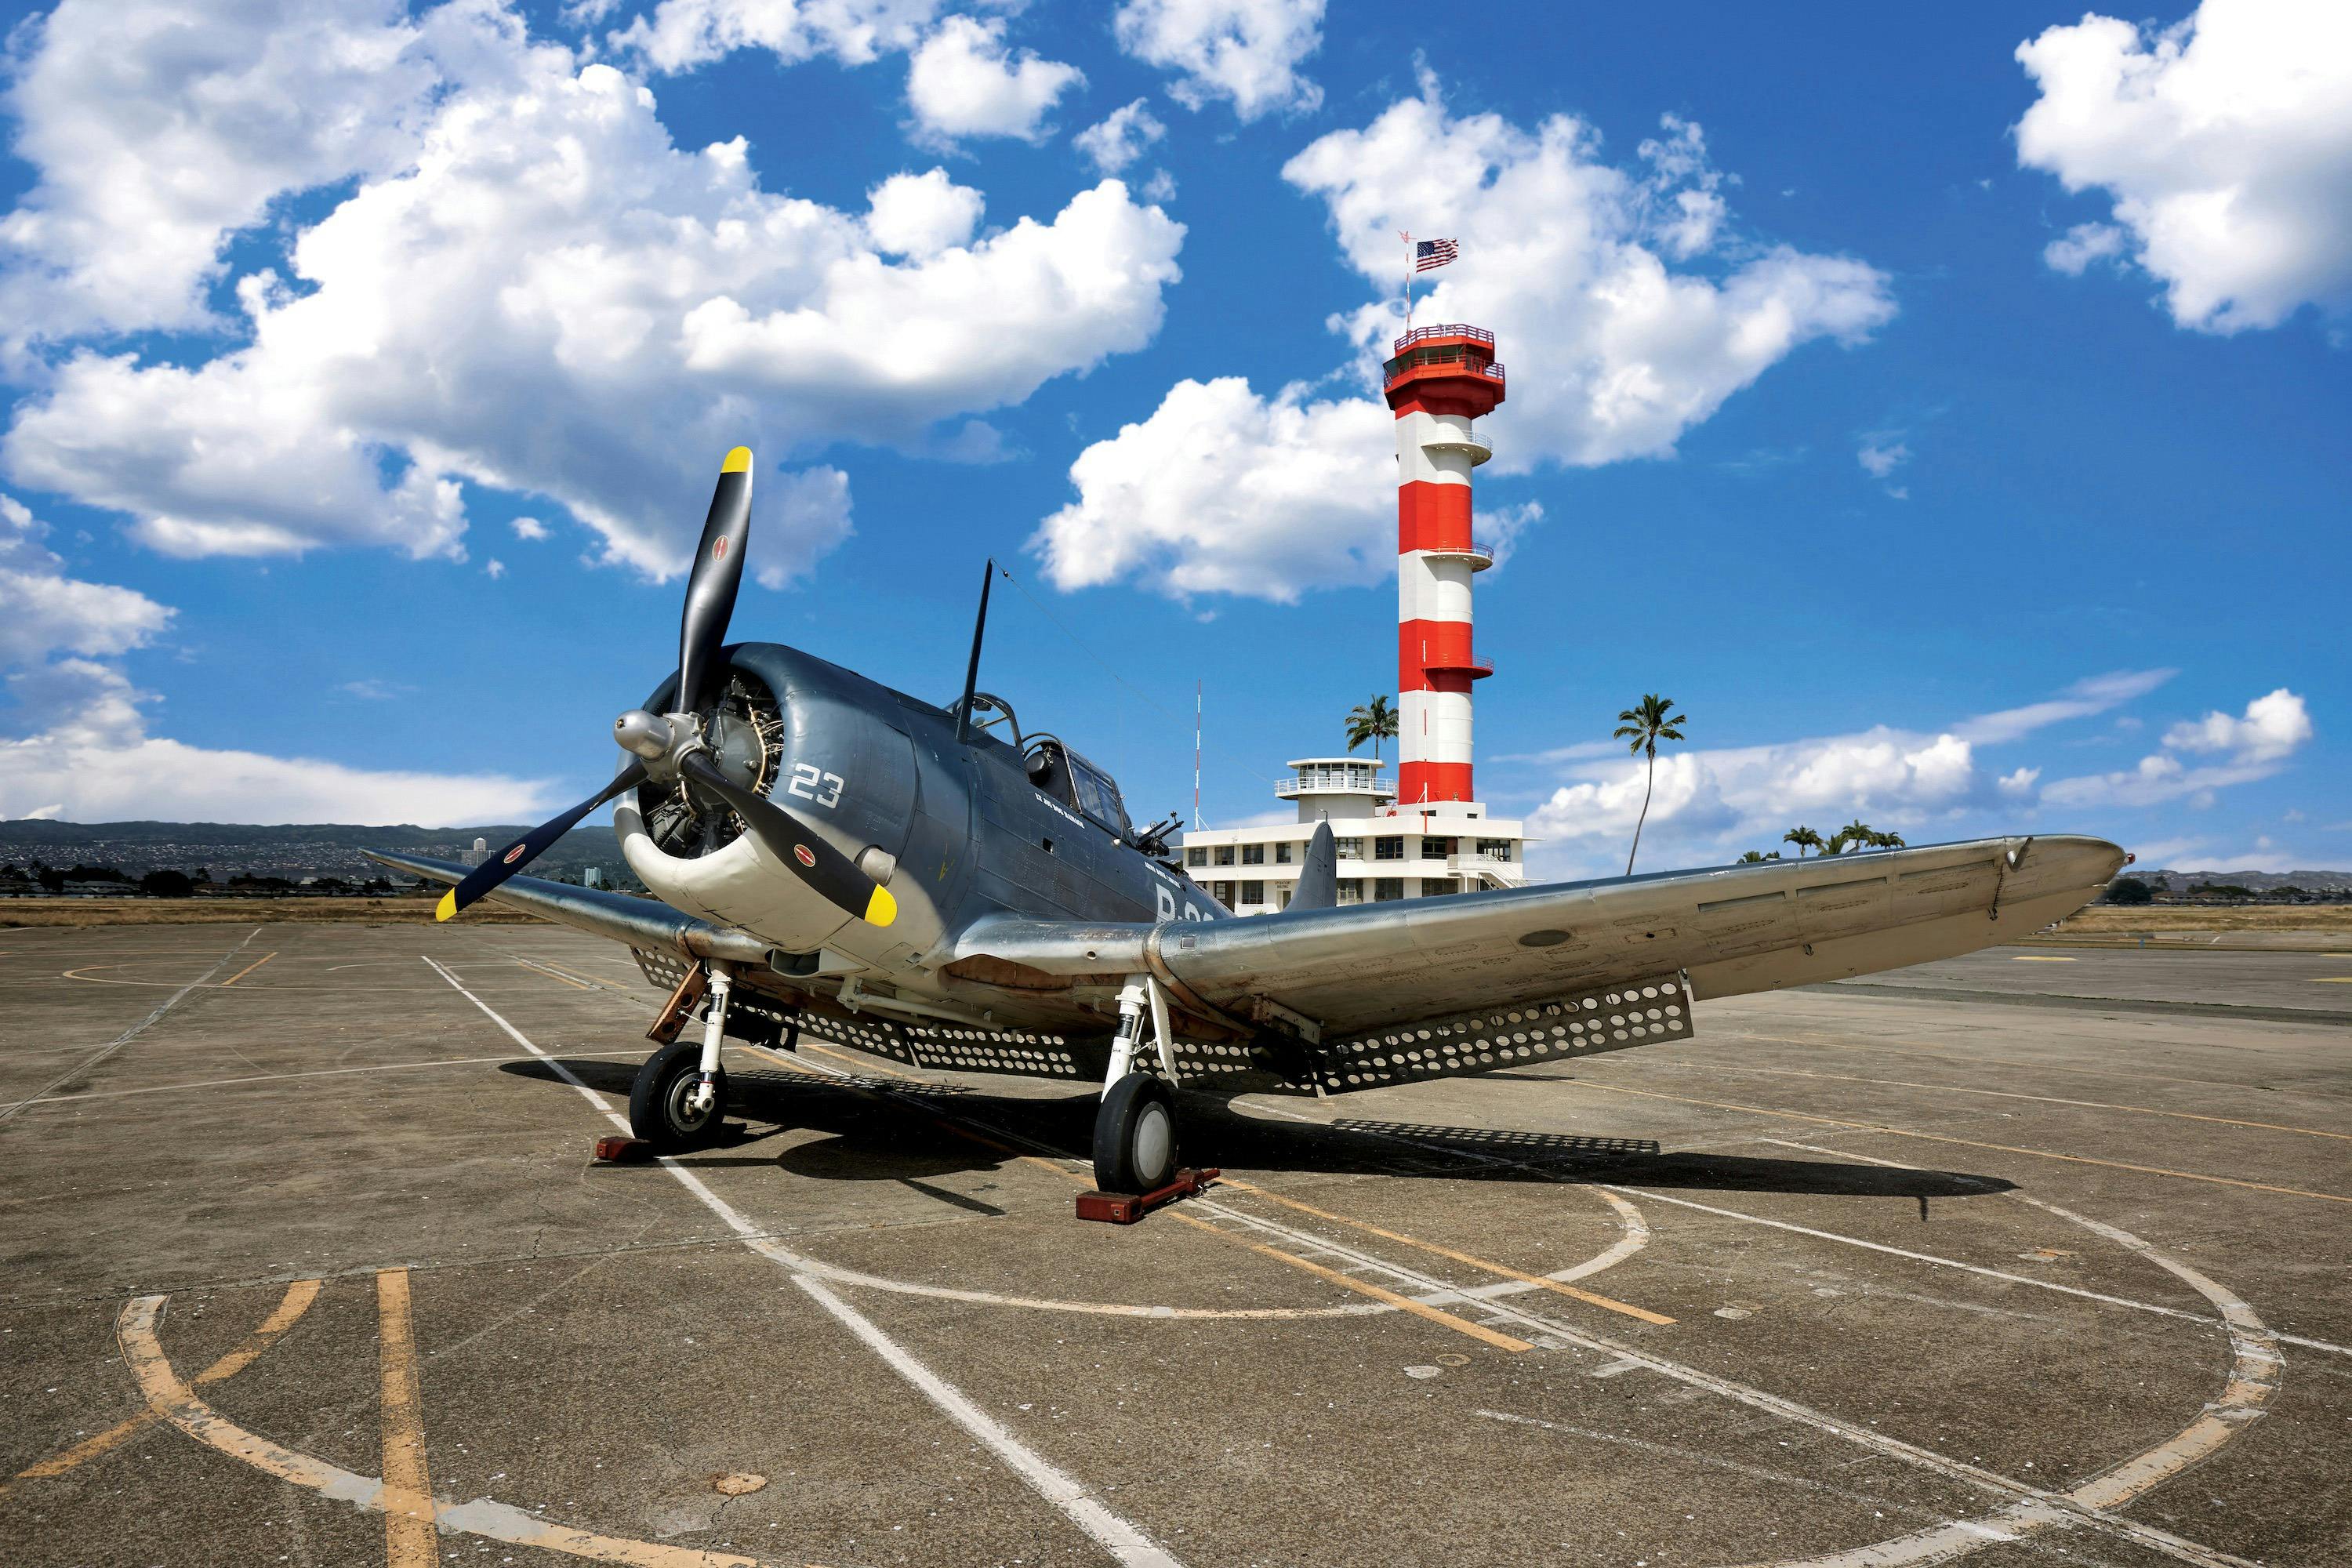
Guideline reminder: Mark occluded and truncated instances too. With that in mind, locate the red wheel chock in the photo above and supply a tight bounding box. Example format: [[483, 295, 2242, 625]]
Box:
[[1075, 1167, 1220, 1225], [593, 1135, 653, 1163]]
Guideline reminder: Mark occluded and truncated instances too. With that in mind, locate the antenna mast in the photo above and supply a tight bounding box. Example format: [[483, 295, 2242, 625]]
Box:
[[953, 557, 993, 745], [1192, 679, 1203, 829]]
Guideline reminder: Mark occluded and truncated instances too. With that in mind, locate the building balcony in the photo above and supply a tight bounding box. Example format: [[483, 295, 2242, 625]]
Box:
[[1394, 324, 1495, 352], [1420, 539, 1495, 571], [1420, 426, 1491, 467], [1275, 767, 1397, 800], [1383, 358, 1507, 396], [1421, 650, 1494, 679]]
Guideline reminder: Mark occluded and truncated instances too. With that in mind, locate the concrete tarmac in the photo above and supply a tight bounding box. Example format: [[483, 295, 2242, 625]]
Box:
[[2, 920, 2346, 1567]]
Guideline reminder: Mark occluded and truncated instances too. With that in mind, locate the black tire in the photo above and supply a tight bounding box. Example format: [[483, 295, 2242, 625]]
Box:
[[630, 1039, 728, 1152], [1092, 1072, 1178, 1194]]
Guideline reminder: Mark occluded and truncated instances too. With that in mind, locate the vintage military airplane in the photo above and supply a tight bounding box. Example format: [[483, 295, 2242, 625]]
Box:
[[372, 448, 2125, 1194]]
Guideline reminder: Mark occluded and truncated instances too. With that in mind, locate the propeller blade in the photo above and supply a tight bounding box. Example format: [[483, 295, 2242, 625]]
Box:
[[436, 761, 648, 921], [677, 753, 896, 927], [676, 446, 754, 716]]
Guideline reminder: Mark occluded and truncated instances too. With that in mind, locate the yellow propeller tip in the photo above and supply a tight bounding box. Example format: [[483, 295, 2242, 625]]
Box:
[[721, 446, 753, 474], [434, 890, 457, 923], [865, 885, 898, 928]]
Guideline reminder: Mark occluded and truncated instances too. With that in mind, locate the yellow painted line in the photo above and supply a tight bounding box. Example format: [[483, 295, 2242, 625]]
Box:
[[1161, 1209, 1530, 1352], [2313, 978, 2352, 984], [376, 1269, 436, 1566], [1571, 1079, 2352, 1205], [219, 951, 277, 987], [2010, 956, 2077, 962], [516, 960, 592, 990], [1214, 1178, 1674, 1326], [115, 1294, 766, 1566], [5, 1278, 320, 1494], [1679, 1062, 2352, 1143]]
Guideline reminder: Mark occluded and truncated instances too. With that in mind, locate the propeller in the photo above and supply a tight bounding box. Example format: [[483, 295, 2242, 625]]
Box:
[[435, 446, 895, 928], [435, 762, 647, 922]]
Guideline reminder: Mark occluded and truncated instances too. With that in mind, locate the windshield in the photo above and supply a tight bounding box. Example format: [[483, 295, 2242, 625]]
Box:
[[1069, 757, 1131, 837]]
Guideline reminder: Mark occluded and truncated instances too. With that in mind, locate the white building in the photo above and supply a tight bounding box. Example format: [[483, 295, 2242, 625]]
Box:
[[1178, 757, 1533, 913], [1178, 319, 1535, 914]]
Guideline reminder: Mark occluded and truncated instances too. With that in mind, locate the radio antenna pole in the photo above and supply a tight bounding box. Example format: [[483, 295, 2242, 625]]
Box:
[[1192, 679, 1203, 829], [953, 558, 993, 745]]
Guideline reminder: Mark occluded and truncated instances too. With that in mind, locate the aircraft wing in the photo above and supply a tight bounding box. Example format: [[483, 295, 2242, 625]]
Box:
[[953, 834, 2122, 1091], [365, 850, 770, 967]]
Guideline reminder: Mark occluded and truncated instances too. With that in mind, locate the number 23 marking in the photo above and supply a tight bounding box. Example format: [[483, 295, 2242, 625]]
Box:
[[786, 763, 844, 808]]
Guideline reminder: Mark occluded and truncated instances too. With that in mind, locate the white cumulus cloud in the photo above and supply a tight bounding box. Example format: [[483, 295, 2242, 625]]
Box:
[[1857, 439, 1909, 479], [0, 4, 1183, 583], [1076, 99, 1169, 176], [0, 0, 441, 353], [1, 660, 556, 826], [864, 168, 985, 257], [0, 493, 175, 666], [2161, 688, 2313, 763], [2015, 0, 2352, 332], [904, 16, 1082, 148], [1031, 377, 1392, 601], [609, 0, 942, 74], [1040, 81, 1893, 601], [2043, 688, 2312, 806], [1113, 0, 1324, 122]]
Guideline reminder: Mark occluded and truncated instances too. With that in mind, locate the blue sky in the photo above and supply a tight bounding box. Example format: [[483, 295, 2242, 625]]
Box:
[[0, 0, 2343, 877]]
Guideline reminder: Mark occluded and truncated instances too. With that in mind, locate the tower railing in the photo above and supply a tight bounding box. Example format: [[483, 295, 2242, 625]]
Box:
[[1394, 324, 1496, 352]]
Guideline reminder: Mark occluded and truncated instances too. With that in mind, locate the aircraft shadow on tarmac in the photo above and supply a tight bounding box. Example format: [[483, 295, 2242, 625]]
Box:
[[504, 1058, 2013, 1200]]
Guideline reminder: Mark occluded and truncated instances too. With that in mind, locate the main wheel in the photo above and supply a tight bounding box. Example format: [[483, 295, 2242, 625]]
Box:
[[630, 1039, 728, 1152], [1092, 1071, 1177, 1194]]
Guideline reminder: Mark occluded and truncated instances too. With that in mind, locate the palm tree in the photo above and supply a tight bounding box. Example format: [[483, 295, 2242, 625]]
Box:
[[1613, 693, 1688, 876], [1783, 825, 1823, 858], [1871, 828, 1906, 850], [1344, 695, 1398, 764], [1737, 849, 1780, 863]]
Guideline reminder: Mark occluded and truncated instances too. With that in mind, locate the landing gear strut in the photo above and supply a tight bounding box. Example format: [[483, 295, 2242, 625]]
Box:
[[629, 959, 735, 1152], [1092, 975, 1180, 1193]]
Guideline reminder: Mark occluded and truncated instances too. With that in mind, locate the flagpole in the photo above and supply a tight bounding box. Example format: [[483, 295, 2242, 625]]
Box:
[[1400, 230, 1412, 332]]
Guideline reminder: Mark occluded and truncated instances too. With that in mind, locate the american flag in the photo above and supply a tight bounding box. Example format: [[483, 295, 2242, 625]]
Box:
[[1414, 238, 1458, 273]]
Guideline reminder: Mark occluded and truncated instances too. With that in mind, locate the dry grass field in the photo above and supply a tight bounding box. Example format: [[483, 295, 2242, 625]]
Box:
[[0, 895, 535, 928], [2050, 904, 2352, 933]]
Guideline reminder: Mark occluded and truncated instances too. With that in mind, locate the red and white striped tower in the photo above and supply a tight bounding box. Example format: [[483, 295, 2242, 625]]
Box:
[[1383, 323, 1504, 807]]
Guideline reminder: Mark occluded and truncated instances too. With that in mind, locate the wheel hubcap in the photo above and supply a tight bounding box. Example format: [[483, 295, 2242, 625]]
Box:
[[665, 1071, 711, 1131], [1133, 1102, 1172, 1183]]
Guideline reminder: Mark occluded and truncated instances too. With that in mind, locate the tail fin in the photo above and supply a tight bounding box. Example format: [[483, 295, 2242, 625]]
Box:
[[1288, 822, 1339, 912]]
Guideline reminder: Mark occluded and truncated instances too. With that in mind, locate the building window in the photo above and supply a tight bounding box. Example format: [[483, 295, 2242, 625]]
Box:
[[1214, 844, 1236, 866], [1240, 880, 1265, 906], [1476, 839, 1511, 862], [1275, 841, 1293, 865], [1241, 844, 1265, 865], [1374, 836, 1404, 861], [1276, 886, 1292, 909], [1336, 879, 1364, 905], [1421, 837, 1451, 860], [1212, 880, 1236, 906], [1335, 837, 1363, 858], [1421, 877, 1459, 897], [1374, 877, 1405, 901], [1185, 847, 1207, 867]]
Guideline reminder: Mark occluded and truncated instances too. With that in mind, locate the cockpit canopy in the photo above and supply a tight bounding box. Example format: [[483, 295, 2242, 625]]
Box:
[[1025, 736, 1132, 837], [946, 689, 1134, 840]]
